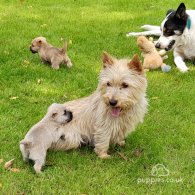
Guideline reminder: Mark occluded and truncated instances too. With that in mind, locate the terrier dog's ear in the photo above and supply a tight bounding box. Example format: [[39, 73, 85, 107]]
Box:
[[128, 54, 143, 73], [102, 52, 114, 68]]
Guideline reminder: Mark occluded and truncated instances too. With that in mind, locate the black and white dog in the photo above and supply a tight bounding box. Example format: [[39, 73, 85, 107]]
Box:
[[127, 3, 195, 72]]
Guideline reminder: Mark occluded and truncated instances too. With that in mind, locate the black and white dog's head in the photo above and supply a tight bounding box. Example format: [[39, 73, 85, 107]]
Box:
[[155, 3, 188, 51]]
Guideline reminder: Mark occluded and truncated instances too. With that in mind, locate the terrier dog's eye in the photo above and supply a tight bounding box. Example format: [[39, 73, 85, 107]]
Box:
[[107, 82, 111, 87], [122, 82, 128, 88]]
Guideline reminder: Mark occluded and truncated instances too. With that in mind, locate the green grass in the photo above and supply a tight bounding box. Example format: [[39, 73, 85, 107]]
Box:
[[0, 0, 195, 194]]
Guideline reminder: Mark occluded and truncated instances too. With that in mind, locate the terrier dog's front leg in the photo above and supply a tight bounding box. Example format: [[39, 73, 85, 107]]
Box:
[[94, 129, 111, 159], [116, 131, 126, 147], [94, 148, 110, 159], [117, 140, 126, 147]]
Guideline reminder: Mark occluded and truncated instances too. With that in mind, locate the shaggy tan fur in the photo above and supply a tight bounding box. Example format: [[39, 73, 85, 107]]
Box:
[[54, 53, 148, 159], [19, 103, 73, 173], [30, 37, 72, 69], [137, 36, 167, 70]]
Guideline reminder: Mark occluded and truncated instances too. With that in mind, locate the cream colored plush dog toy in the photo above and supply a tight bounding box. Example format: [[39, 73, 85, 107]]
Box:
[[137, 36, 171, 72]]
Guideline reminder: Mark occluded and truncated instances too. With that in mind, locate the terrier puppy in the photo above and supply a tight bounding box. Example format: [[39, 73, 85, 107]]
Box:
[[137, 36, 171, 72], [54, 53, 148, 159], [19, 103, 73, 173], [30, 37, 72, 69]]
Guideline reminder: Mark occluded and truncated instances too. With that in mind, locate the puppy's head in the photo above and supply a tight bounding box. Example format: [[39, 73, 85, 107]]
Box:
[[155, 3, 188, 51], [47, 103, 73, 125], [137, 36, 155, 53], [30, 37, 48, 53]]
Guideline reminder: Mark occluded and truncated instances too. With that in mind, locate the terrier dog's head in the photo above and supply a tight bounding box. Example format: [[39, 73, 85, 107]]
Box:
[[47, 103, 73, 124], [137, 36, 155, 53], [99, 52, 147, 118], [30, 37, 48, 53]]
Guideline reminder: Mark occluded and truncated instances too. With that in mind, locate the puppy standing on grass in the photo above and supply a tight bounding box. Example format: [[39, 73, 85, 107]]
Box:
[[19, 103, 73, 173], [54, 53, 148, 159], [30, 37, 72, 69]]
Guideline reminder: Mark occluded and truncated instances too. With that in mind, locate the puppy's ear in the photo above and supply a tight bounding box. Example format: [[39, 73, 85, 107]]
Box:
[[52, 113, 58, 118], [166, 9, 174, 16], [38, 40, 42, 45], [174, 3, 187, 20], [20, 140, 32, 148], [137, 36, 144, 44], [102, 52, 114, 68], [137, 36, 147, 45], [128, 54, 143, 73]]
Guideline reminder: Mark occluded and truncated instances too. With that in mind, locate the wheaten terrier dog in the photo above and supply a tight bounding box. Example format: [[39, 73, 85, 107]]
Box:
[[19, 103, 73, 173], [30, 37, 72, 69], [53, 52, 148, 159]]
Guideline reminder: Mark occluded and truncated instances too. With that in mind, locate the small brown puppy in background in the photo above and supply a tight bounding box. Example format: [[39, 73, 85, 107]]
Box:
[[19, 103, 73, 173], [30, 37, 73, 69], [137, 36, 171, 72]]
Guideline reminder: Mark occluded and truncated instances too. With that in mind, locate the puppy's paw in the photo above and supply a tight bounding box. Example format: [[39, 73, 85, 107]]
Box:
[[66, 62, 73, 68], [23, 157, 29, 162], [34, 164, 42, 174], [51, 65, 60, 70]]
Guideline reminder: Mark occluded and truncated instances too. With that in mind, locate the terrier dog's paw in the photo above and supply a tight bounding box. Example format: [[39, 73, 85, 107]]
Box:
[[117, 140, 125, 147], [98, 153, 111, 159]]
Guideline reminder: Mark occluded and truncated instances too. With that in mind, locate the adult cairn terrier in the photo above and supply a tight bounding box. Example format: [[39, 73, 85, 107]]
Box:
[[54, 52, 148, 158]]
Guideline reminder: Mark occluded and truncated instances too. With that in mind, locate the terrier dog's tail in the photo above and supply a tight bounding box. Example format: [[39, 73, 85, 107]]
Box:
[[61, 41, 68, 54]]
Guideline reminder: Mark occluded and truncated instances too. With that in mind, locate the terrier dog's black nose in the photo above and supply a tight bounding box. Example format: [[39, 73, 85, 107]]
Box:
[[109, 99, 118, 107], [155, 42, 161, 49]]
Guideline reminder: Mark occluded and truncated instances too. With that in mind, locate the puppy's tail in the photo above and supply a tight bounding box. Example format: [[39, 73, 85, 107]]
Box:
[[61, 41, 68, 54], [20, 139, 32, 148]]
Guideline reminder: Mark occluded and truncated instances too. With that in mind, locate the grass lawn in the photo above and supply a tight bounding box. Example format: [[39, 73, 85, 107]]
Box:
[[0, 0, 194, 194]]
